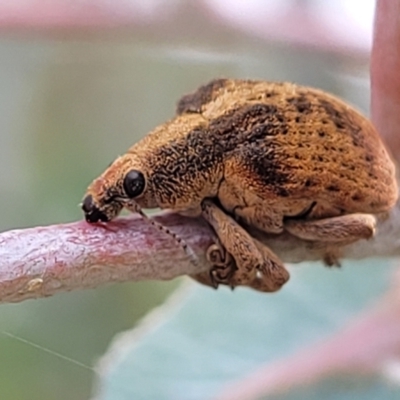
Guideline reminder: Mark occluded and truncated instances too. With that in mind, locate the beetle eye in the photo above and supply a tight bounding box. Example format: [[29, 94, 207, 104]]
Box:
[[123, 170, 146, 198]]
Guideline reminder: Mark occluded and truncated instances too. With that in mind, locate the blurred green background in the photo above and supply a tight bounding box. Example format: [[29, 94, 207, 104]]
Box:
[[0, 22, 370, 400]]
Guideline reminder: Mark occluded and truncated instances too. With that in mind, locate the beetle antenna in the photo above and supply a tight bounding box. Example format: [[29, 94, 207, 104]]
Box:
[[125, 201, 199, 267]]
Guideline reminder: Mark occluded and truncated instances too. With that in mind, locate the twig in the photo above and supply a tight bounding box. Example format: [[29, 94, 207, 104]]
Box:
[[0, 214, 214, 304], [1, 201, 400, 304]]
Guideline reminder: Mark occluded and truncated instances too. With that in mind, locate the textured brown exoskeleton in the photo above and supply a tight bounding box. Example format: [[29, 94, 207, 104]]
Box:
[[82, 79, 398, 292]]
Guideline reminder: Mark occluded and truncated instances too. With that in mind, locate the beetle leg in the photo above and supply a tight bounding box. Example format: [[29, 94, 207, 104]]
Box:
[[251, 237, 291, 291], [206, 242, 236, 285], [284, 213, 376, 267], [189, 241, 236, 289], [284, 213, 376, 242], [198, 199, 289, 292]]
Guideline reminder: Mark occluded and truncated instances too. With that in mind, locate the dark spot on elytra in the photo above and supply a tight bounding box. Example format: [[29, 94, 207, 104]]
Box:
[[365, 154, 373, 162], [276, 187, 289, 197], [335, 121, 345, 129], [176, 78, 228, 114], [276, 115, 285, 124], [318, 98, 363, 137], [327, 185, 340, 192], [287, 94, 313, 114], [265, 91, 277, 98], [351, 193, 363, 202]]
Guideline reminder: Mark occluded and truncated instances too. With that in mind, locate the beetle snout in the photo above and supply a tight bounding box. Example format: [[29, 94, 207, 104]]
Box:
[[82, 194, 109, 223]]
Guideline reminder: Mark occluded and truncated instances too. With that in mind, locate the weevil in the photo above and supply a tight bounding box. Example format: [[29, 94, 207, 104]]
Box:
[[82, 79, 398, 292]]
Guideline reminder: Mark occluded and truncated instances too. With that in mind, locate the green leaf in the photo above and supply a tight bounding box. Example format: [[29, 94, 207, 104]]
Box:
[[93, 260, 399, 400]]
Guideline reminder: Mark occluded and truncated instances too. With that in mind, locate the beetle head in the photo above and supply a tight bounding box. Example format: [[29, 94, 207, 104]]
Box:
[[82, 153, 156, 223], [81, 151, 200, 267]]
